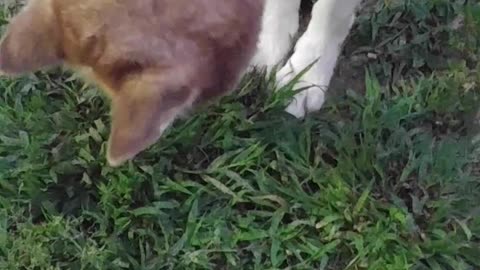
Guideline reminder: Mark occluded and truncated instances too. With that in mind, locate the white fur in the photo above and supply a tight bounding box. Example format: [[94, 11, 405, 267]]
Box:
[[253, 0, 362, 118], [250, 0, 301, 69]]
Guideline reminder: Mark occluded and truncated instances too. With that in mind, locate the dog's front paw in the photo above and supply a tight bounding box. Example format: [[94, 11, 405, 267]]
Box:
[[276, 57, 329, 118], [283, 83, 326, 119], [249, 0, 301, 71], [249, 33, 295, 72]]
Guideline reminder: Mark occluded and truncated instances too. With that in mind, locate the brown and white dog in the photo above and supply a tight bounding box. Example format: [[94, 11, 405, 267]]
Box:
[[0, 0, 361, 166], [0, 0, 264, 166]]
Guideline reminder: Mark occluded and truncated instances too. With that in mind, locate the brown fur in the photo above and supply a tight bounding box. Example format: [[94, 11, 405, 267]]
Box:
[[0, 0, 264, 166]]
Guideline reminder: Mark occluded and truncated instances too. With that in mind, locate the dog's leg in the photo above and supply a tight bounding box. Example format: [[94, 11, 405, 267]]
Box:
[[277, 0, 361, 118], [250, 0, 301, 70]]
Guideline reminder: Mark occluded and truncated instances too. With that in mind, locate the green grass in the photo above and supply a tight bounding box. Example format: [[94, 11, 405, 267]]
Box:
[[1, 1, 480, 269]]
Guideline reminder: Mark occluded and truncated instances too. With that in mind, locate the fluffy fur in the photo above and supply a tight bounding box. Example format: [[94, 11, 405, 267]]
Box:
[[0, 0, 363, 166], [0, 0, 264, 166]]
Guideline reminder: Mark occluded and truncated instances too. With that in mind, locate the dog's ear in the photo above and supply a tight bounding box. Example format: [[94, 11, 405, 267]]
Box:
[[0, 0, 61, 75], [106, 77, 196, 167]]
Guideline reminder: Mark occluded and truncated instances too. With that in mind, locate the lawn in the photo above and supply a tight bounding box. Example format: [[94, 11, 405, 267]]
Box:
[[1, 0, 480, 269]]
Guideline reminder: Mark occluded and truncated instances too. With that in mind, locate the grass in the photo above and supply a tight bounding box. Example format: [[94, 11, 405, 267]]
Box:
[[1, 0, 480, 269]]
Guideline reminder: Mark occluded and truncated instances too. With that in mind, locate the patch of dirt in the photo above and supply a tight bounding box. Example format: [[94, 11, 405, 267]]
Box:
[[329, 0, 378, 99]]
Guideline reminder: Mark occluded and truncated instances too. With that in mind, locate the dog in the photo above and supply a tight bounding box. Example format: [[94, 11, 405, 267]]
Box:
[[0, 0, 361, 166], [0, 0, 264, 166], [252, 0, 363, 118]]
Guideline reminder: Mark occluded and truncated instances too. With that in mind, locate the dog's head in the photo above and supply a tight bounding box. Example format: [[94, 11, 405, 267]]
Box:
[[0, 0, 264, 166]]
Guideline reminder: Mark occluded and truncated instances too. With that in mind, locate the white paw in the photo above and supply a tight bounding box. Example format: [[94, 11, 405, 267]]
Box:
[[284, 85, 326, 118], [278, 64, 327, 118], [276, 52, 332, 118], [250, 43, 289, 71], [272, 0, 360, 118], [249, 0, 301, 70], [276, 5, 357, 118]]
